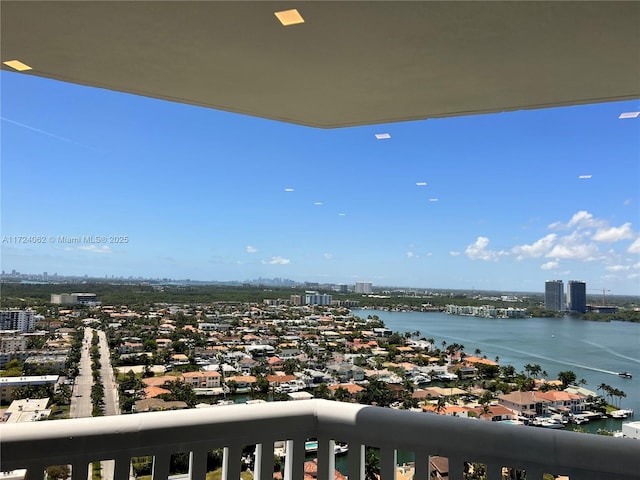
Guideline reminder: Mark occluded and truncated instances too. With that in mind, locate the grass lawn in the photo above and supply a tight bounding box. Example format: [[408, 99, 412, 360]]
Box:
[[49, 404, 70, 420]]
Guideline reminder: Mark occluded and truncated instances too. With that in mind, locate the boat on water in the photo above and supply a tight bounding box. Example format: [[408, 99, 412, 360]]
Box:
[[570, 413, 590, 425], [618, 372, 633, 379], [531, 417, 565, 429], [609, 409, 634, 419]]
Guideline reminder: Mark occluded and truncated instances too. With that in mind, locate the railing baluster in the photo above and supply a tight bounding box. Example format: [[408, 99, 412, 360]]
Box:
[[347, 443, 364, 480], [525, 466, 546, 480], [189, 447, 208, 480], [253, 441, 274, 480], [486, 462, 502, 480], [113, 454, 131, 480], [70, 461, 85, 480], [413, 451, 429, 480], [448, 455, 465, 480], [151, 450, 170, 480], [284, 437, 305, 480], [221, 445, 242, 480], [379, 447, 396, 479], [317, 436, 335, 480], [28, 463, 47, 480]]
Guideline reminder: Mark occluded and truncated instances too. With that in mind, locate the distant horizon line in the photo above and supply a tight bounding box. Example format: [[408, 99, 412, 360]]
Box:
[[2, 270, 639, 298]]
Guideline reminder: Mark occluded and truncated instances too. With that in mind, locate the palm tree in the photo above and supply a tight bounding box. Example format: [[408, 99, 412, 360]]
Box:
[[530, 364, 542, 379], [598, 384, 613, 405]]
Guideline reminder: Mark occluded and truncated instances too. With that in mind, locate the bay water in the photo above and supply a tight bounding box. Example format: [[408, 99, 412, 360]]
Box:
[[351, 309, 640, 423]]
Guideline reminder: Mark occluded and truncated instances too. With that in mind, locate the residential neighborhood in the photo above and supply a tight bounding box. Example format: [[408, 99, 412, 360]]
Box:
[[0, 291, 636, 479]]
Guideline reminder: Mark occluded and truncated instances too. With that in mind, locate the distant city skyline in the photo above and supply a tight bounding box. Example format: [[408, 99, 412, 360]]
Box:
[[1, 71, 639, 295]]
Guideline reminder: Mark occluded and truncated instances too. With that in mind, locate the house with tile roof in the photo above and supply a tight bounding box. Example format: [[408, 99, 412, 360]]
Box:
[[181, 371, 222, 388], [535, 390, 587, 413], [498, 391, 550, 418], [469, 404, 518, 422]]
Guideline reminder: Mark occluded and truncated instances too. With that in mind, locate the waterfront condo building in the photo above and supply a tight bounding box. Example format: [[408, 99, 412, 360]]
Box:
[[566, 280, 587, 314], [354, 282, 373, 294], [305, 292, 333, 306], [544, 280, 564, 311]]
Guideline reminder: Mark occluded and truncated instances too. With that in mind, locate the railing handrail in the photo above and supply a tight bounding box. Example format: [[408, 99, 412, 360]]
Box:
[[1, 399, 638, 479]]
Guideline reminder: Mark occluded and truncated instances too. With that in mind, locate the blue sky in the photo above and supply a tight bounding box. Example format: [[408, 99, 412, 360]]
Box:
[[1, 71, 639, 294]]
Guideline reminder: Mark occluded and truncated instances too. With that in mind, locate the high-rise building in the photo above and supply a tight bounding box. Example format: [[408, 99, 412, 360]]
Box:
[[355, 282, 372, 294], [567, 281, 587, 313], [544, 280, 564, 311], [0, 310, 35, 333], [305, 292, 333, 306]]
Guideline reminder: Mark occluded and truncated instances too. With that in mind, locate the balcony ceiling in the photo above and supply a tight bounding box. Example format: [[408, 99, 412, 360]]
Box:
[[1, 1, 639, 128]]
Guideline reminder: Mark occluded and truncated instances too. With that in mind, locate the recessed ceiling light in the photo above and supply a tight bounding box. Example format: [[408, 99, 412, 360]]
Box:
[[275, 9, 305, 26], [375, 133, 391, 139], [619, 112, 640, 119], [2, 60, 32, 71]]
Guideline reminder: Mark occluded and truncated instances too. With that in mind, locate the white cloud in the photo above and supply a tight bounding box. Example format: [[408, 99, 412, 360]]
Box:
[[593, 223, 633, 243], [624, 198, 632, 206], [627, 237, 640, 254], [262, 256, 290, 265], [284, 188, 294, 192], [549, 210, 597, 230], [426, 252, 433, 257], [246, 245, 257, 253], [323, 253, 333, 260], [512, 234, 557, 259], [464, 237, 507, 261], [627, 273, 640, 280], [450, 251, 461, 256], [540, 261, 558, 270], [78, 245, 112, 254], [568, 211, 596, 228], [406, 252, 415, 259], [546, 241, 599, 261], [606, 265, 630, 272]]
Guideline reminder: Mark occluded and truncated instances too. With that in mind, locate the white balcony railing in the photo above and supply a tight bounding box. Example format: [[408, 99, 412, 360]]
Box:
[[1, 399, 638, 480]]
